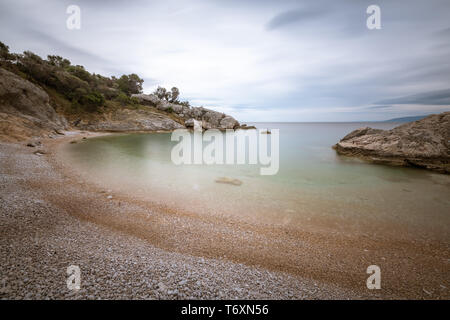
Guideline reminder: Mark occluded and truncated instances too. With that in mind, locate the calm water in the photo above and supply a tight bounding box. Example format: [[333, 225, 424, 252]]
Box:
[[64, 123, 450, 240]]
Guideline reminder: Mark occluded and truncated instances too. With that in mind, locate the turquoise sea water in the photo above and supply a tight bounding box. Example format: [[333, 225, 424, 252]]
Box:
[[63, 123, 450, 240]]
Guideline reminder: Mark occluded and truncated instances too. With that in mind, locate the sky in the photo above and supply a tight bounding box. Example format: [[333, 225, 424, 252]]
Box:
[[1, 0, 450, 121]]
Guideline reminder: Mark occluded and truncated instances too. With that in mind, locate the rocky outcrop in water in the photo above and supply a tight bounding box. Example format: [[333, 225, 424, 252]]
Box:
[[0, 68, 68, 141], [333, 112, 450, 173]]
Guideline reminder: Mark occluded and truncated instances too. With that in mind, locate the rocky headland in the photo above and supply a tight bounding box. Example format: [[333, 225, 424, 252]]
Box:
[[0, 66, 250, 142], [333, 112, 450, 173], [0, 41, 254, 142]]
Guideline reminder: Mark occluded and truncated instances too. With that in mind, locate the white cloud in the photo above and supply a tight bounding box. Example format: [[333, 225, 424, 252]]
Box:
[[1, 0, 449, 121]]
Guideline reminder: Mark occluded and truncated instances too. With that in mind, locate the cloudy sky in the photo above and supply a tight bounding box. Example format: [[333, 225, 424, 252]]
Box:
[[1, 0, 450, 121]]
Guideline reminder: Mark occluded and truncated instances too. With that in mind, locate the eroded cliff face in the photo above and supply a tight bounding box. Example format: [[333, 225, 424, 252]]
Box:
[[333, 112, 450, 173], [0, 68, 68, 141]]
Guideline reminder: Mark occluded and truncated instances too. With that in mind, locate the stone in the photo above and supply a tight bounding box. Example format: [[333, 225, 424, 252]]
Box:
[[202, 110, 224, 127], [215, 177, 243, 186], [333, 112, 450, 173], [185, 119, 195, 127], [130, 93, 160, 106], [219, 116, 239, 129]]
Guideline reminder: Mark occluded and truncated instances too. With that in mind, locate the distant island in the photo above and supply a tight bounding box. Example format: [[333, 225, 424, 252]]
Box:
[[382, 115, 429, 123]]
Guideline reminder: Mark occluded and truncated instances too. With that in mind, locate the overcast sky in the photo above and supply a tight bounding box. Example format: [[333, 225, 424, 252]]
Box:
[[1, 0, 450, 121]]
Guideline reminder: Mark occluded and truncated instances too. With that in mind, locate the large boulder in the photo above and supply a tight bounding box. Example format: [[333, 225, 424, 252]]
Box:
[[190, 107, 205, 118], [131, 93, 160, 106], [333, 112, 450, 173], [220, 116, 239, 129], [0, 67, 68, 141], [184, 118, 195, 127], [202, 110, 224, 127], [156, 100, 181, 112]]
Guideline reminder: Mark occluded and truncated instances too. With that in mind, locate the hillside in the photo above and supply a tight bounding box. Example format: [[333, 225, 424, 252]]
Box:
[[0, 41, 245, 141]]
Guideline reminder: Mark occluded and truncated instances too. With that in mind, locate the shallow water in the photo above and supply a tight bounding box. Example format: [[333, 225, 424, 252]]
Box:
[[64, 123, 450, 240]]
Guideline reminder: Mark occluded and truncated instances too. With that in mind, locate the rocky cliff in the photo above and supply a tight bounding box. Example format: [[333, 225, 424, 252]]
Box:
[[74, 108, 184, 132], [0, 68, 68, 141], [333, 112, 450, 173], [0, 67, 246, 141]]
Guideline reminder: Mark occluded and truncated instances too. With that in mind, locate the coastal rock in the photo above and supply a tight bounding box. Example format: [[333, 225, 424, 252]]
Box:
[[130, 93, 160, 106], [0, 67, 68, 141], [185, 118, 195, 127], [155, 100, 183, 113], [220, 116, 239, 129], [76, 108, 185, 132], [190, 107, 204, 119], [202, 121, 212, 130], [171, 104, 183, 114], [237, 124, 256, 130], [202, 110, 224, 127], [333, 112, 450, 173], [129, 96, 239, 130]]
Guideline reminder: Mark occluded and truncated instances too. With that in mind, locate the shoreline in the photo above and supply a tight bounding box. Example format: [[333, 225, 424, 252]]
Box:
[[1, 131, 449, 299]]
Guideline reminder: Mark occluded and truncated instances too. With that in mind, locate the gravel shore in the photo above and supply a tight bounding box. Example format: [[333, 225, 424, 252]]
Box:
[[1, 133, 448, 299], [0, 135, 360, 299]]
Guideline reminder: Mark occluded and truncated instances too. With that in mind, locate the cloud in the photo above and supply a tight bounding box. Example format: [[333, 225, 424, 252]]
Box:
[[367, 105, 392, 110], [1, 0, 450, 121], [266, 8, 324, 30], [376, 89, 450, 105]]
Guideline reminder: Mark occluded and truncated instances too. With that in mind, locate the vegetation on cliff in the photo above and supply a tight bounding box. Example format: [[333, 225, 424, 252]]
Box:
[[0, 41, 186, 115]]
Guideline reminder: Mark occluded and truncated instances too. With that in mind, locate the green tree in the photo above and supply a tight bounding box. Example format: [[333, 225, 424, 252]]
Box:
[[67, 65, 92, 83], [47, 55, 71, 68], [169, 87, 180, 102], [153, 86, 167, 100], [79, 91, 105, 112], [0, 41, 13, 60], [117, 73, 144, 96]]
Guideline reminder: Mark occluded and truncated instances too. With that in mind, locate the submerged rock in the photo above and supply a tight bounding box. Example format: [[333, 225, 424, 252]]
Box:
[[333, 112, 450, 173], [215, 177, 243, 186]]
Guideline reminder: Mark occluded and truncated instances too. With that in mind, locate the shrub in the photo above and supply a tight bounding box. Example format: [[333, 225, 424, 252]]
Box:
[[116, 92, 130, 106], [67, 65, 92, 83], [79, 91, 105, 112]]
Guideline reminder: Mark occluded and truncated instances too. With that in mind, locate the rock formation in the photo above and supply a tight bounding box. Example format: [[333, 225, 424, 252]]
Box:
[[131, 93, 243, 130], [333, 112, 450, 173], [75, 108, 184, 132], [0, 68, 68, 141], [0, 66, 250, 141]]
